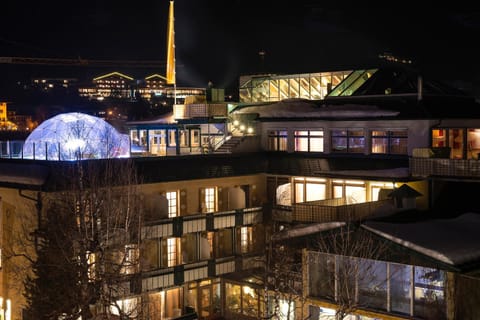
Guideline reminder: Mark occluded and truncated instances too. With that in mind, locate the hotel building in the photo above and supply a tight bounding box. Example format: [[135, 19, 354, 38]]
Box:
[[1, 65, 480, 319]]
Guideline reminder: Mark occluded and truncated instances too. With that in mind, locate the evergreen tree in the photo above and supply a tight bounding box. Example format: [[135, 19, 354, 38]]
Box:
[[24, 203, 83, 319]]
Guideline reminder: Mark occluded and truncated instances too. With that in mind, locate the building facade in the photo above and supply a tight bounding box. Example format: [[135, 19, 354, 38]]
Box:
[[1, 65, 480, 319]]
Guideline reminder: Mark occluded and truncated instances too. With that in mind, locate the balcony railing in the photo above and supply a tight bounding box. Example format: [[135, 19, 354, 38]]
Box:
[[410, 157, 480, 178], [292, 198, 393, 223], [174, 103, 228, 119], [142, 207, 263, 240]]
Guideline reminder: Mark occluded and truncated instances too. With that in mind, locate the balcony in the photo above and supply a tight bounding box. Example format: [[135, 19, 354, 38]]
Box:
[[273, 198, 393, 223], [142, 207, 263, 240], [410, 157, 480, 178], [174, 103, 228, 119]]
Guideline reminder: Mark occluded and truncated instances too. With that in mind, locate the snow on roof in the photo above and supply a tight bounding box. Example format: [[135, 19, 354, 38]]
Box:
[[272, 222, 346, 241], [233, 99, 400, 118], [0, 162, 49, 186], [362, 213, 480, 266]]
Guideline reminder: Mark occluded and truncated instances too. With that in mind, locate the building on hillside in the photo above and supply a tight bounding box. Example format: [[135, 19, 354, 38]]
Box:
[[1, 64, 480, 319], [31, 77, 78, 92], [92, 71, 135, 99], [77, 71, 207, 105], [0, 102, 18, 131]]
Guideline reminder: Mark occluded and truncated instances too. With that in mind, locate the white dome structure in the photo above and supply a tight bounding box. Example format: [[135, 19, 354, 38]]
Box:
[[23, 112, 130, 160]]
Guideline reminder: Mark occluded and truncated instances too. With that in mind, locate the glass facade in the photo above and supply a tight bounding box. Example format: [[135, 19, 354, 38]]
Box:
[[432, 127, 480, 160], [308, 252, 446, 319], [239, 71, 352, 103]]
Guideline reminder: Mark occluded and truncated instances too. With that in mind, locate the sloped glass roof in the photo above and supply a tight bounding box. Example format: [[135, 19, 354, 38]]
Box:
[[23, 112, 130, 160], [327, 69, 378, 96]]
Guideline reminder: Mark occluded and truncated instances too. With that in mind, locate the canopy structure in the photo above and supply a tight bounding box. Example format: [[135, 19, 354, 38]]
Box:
[[23, 112, 130, 160]]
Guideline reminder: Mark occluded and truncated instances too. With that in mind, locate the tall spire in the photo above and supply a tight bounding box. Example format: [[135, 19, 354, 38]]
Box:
[[166, 0, 175, 85]]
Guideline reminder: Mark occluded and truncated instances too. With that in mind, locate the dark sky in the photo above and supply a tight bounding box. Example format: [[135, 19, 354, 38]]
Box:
[[1, 1, 480, 90]]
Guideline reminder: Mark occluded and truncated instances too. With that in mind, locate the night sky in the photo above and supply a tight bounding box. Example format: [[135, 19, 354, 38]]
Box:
[[1, 1, 480, 91]]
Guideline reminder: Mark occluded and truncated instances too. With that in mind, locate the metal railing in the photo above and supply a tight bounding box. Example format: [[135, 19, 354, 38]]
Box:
[[292, 198, 393, 223], [410, 157, 480, 178]]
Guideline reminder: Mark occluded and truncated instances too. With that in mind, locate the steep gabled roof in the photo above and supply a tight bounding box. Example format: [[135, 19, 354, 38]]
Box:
[[145, 73, 168, 81], [93, 71, 134, 81]]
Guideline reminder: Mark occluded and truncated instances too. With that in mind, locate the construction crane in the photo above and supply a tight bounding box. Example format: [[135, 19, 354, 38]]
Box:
[[0, 56, 167, 68]]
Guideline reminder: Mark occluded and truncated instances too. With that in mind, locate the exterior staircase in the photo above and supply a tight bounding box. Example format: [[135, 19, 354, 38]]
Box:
[[213, 136, 244, 153]]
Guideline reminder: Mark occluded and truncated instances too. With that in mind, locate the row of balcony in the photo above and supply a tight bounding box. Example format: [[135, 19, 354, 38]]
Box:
[[142, 207, 263, 239], [115, 208, 266, 295]]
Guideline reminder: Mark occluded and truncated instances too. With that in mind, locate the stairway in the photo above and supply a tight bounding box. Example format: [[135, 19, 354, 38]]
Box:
[[213, 136, 244, 153]]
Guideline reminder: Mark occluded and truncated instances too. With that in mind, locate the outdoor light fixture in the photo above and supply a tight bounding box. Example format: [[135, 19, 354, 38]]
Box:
[[233, 120, 239, 126], [247, 127, 254, 134], [240, 125, 246, 131]]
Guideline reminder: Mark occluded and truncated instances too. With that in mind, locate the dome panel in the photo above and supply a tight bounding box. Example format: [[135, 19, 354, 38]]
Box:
[[23, 112, 130, 160]]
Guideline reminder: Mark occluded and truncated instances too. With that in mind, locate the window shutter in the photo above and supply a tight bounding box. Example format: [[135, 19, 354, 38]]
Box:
[[218, 187, 227, 212], [199, 188, 206, 213], [160, 238, 167, 268], [179, 189, 187, 215]]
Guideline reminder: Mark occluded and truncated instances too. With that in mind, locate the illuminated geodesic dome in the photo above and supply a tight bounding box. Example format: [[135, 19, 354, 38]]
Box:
[[23, 112, 130, 160]]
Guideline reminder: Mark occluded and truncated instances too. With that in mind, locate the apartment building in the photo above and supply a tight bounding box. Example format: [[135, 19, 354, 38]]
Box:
[[1, 64, 480, 319]]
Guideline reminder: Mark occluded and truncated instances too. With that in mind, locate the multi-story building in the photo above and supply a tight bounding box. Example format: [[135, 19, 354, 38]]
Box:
[[1, 64, 480, 320], [77, 71, 206, 105]]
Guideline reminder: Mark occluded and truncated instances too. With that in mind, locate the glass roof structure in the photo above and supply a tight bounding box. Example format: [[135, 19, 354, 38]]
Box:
[[23, 112, 130, 160], [238, 71, 352, 103], [327, 69, 378, 96]]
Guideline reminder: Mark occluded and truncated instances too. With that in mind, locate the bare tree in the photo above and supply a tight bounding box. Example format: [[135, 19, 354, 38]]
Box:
[[24, 158, 143, 319], [266, 240, 306, 320], [307, 223, 390, 320]]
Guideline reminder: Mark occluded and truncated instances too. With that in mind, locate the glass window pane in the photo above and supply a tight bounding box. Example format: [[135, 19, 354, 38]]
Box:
[[306, 183, 326, 201], [332, 137, 347, 152], [310, 137, 323, 152], [295, 182, 305, 203], [226, 283, 241, 313], [390, 263, 412, 315], [295, 137, 309, 151], [372, 137, 388, 154], [358, 259, 388, 310], [308, 252, 335, 299], [414, 267, 446, 319]]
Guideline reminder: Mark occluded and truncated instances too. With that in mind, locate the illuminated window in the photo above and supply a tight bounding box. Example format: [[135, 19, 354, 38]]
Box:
[[294, 177, 326, 203], [168, 129, 176, 146], [432, 129, 446, 147], [167, 238, 179, 267], [207, 232, 214, 257], [166, 191, 178, 218], [191, 129, 200, 147], [240, 227, 253, 254], [372, 129, 408, 154], [268, 130, 287, 151], [294, 130, 324, 152], [202, 187, 216, 213], [122, 244, 139, 274], [332, 180, 366, 204], [179, 130, 188, 147], [111, 297, 139, 318], [331, 129, 365, 153], [87, 251, 96, 281]]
